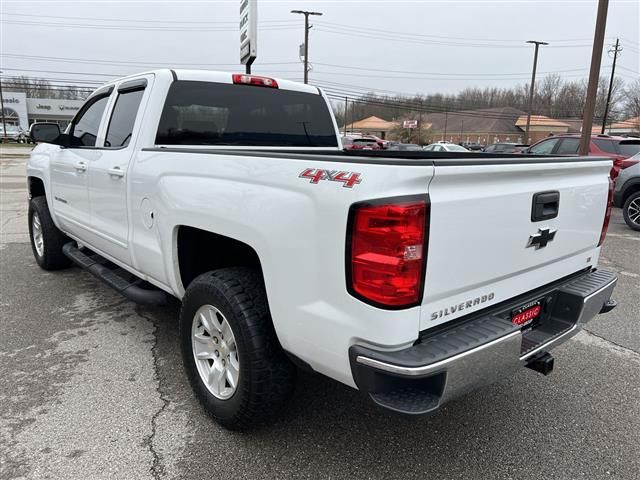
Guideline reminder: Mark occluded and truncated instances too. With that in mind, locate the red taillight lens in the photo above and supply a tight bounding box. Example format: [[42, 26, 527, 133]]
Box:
[[598, 177, 614, 247], [348, 198, 428, 308], [232, 74, 278, 88]]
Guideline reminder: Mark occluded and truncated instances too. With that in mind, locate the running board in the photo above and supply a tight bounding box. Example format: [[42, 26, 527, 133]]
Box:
[[62, 242, 167, 306]]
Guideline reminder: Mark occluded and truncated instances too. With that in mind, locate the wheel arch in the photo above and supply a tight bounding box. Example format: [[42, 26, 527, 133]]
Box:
[[27, 176, 46, 199], [621, 179, 640, 206], [175, 225, 265, 292]]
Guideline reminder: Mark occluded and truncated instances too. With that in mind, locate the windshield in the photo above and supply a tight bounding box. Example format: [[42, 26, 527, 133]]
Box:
[[617, 141, 640, 157], [156, 81, 338, 147]]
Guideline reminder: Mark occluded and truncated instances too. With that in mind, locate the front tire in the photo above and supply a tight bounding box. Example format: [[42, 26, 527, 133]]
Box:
[[622, 191, 640, 231], [179, 268, 296, 430], [28, 196, 71, 270]]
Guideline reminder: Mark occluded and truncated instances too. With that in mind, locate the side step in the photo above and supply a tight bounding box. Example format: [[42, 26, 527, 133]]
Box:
[[62, 243, 167, 306]]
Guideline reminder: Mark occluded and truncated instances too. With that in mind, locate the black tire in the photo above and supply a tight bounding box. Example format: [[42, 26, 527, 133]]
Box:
[[179, 267, 296, 430], [622, 191, 640, 232], [28, 196, 72, 270]]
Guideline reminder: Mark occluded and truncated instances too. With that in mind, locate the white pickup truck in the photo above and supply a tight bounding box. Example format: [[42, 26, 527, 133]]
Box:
[[27, 69, 618, 429]]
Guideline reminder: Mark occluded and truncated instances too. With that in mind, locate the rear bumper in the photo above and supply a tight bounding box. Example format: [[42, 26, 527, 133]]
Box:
[[349, 269, 617, 415]]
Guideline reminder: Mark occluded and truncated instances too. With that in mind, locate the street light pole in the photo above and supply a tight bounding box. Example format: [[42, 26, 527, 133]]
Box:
[[580, 0, 609, 155], [0, 71, 7, 143], [291, 9, 323, 84], [524, 40, 549, 144]]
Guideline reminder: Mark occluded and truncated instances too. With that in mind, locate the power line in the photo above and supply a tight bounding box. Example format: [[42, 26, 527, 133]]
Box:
[[0, 19, 298, 32], [2, 53, 593, 79], [316, 21, 609, 45], [313, 61, 590, 77], [314, 24, 593, 49], [0, 12, 297, 25], [0, 53, 299, 68]]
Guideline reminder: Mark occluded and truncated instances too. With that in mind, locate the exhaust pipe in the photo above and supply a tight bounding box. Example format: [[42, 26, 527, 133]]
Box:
[[526, 351, 554, 376]]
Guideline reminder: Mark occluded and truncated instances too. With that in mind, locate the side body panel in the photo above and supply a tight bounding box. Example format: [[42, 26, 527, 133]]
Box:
[[129, 150, 434, 387]]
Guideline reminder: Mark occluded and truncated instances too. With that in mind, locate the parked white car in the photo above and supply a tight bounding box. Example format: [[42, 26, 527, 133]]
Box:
[[423, 142, 469, 152], [27, 69, 617, 429]]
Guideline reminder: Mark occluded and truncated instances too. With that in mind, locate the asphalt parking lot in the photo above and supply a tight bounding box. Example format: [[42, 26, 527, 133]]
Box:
[[1, 151, 639, 480]]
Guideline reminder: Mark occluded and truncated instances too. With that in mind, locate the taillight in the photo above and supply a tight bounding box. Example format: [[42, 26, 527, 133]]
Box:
[[232, 74, 278, 88], [347, 196, 428, 308], [598, 177, 614, 247]]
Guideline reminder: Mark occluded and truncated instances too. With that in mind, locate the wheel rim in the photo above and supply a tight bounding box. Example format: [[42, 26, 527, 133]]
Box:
[[32, 212, 44, 257], [191, 304, 240, 400], [628, 198, 640, 226]]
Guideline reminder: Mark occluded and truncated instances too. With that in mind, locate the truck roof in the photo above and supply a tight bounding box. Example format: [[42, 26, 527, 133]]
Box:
[[99, 68, 320, 95]]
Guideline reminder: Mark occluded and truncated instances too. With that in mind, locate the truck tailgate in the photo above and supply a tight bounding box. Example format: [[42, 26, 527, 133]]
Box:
[[421, 158, 611, 330]]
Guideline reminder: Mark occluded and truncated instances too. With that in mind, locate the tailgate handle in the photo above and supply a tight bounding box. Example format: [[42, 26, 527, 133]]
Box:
[[531, 191, 560, 222]]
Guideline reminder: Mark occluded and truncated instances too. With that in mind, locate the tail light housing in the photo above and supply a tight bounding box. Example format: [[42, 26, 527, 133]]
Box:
[[598, 177, 614, 247], [347, 196, 429, 308], [232, 74, 278, 88]]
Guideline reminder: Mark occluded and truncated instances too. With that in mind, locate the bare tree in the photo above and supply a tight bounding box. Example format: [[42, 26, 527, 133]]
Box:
[[622, 78, 640, 121]]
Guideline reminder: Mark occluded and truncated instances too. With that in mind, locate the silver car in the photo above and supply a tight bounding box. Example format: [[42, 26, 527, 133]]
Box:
[[614, 152, 640, 231], [1, 125, 27, 143]]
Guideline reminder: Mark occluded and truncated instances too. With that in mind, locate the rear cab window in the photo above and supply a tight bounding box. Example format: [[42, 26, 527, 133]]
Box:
[[155, 81, 338, 147]]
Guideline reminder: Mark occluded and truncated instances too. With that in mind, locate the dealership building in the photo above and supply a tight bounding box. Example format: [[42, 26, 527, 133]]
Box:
[[1, 91, 84, 131]]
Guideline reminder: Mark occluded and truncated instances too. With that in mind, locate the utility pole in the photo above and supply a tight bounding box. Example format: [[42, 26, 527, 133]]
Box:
[[343, 96, 348, 136], [0, 71, 6, 143], [601, 37, 621, 134], [291, 9, 323, 84], [580, 0, 609, 155], [524, 40, 549, 144], [443, 111, 448, 141], [460, 120, 464, 144]]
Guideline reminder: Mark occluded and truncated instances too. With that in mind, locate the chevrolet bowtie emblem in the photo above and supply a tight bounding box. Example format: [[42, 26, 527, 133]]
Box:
[[527, 227, 557, 249]]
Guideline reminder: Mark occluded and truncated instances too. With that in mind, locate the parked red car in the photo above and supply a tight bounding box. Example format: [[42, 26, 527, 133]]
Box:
[[525, 134, 640, 179], [341, 136, 382, 151]]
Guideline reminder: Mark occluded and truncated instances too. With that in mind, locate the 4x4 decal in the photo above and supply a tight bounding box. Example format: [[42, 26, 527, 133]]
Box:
[[299, 168, 362, 188]]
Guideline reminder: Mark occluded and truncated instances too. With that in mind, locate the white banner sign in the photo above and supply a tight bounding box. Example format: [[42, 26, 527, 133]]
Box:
[[240, 0, 257, 64], [403, 120, 418, 129]]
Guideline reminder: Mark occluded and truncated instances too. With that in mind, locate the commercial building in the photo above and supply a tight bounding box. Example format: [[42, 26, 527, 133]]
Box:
[[342, 115, 397, 139], [1, 91, 84, 131]]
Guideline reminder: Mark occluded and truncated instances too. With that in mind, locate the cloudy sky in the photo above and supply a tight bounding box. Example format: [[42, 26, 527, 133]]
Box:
[[1, 0, 638, 98]]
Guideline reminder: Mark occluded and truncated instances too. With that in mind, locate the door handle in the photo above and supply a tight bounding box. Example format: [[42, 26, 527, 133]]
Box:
[[531, 191, 560, 222], [74, 161, 88, 172], [108, 166, 125, 178]]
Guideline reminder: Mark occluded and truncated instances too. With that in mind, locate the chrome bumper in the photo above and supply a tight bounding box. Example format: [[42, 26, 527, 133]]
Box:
[[349, 269, 617, 415]]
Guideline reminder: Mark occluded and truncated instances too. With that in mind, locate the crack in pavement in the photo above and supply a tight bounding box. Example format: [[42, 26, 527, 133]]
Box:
[[580, 327, 640, 358], [599, 253, 638, 276], [137, 305, 170, 480]]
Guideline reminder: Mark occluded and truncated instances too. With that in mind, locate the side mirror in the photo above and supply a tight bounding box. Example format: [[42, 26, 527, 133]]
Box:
[[30, 123, 67, 146]]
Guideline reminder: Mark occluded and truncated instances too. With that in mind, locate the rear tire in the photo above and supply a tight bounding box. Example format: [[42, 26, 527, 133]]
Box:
[[622, 191, 640, 231], [28, 196, 71, 270], [179, 267, 296, 430]]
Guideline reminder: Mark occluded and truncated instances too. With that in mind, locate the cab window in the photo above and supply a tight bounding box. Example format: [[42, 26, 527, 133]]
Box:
[[69, 96, 110, 147], [105, 89, 145, 148]]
